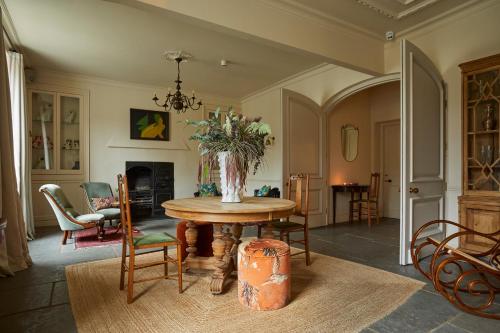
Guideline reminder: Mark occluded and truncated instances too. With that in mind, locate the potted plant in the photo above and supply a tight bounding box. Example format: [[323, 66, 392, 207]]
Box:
[[186, 108, 272, 202]]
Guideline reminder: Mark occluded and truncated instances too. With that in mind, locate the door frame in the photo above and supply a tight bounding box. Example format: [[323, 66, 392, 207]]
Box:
[[378, 119, 401, 218], [322, 73, 401, 225]]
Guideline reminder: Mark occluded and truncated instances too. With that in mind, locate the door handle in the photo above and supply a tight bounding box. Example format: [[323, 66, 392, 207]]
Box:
[[409, 187, 419, 194], [384, 179, 392, 183]]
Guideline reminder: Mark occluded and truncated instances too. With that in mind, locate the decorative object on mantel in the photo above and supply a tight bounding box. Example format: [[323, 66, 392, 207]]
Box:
[[153, 50, 202, 113], [130, 108, 169, 141], [186, 108, 272, 203]]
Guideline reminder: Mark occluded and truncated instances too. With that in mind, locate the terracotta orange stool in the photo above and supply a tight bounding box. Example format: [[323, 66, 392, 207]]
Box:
[[237, 239, 291, 311]]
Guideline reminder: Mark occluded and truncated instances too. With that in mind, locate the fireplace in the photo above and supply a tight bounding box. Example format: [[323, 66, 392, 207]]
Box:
[[126, 161, 174, 217]]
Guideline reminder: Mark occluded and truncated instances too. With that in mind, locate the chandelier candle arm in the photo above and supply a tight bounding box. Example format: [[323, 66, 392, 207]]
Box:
[[152, 55, 202, 113]]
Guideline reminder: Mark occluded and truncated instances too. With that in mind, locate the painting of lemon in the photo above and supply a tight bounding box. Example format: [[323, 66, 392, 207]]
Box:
[[130, 109, 169, 141]]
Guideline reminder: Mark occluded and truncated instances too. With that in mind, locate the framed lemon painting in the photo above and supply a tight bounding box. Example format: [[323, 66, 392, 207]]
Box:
[[130, 109, 170, 141]]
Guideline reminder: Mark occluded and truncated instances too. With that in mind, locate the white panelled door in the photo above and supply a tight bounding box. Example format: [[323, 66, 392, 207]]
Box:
[[400, 39, 446, 265], [282, 89, 327, 228], [382, 121, 401, 219]]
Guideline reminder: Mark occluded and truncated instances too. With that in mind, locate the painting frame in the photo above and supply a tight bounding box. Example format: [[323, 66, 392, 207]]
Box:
[[130, 108, 170, 141]]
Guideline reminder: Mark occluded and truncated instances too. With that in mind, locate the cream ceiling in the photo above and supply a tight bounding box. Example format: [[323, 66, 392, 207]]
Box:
[[3, 0, 327, 98], [272, 0, 478, 38], [4, 0, 482, 98]]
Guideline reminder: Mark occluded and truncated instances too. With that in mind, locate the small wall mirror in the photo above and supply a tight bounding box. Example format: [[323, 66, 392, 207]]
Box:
[[341, 124, 359, 162]]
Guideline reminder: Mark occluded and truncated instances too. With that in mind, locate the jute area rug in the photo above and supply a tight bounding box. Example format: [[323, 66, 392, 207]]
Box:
[[66, 251, 424, 333]]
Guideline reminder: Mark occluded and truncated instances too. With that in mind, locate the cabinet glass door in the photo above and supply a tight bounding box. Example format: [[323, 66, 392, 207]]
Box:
[[31, 92, 55, 171], [59, 94, 81, 172], [466, 68, 500, 191]]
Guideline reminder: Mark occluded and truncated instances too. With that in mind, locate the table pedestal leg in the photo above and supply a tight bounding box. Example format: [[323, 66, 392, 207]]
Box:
[[262, 222, 275, 239], [210, 223, 234, 294], [185, 221, 198, 259]]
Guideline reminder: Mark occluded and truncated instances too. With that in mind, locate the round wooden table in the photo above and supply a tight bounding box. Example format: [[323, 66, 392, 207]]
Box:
[[162, 196, 296, 294]]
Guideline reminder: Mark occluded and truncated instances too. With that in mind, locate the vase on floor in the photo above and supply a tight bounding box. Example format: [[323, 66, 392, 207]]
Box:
[[218, 151, 244, 203]]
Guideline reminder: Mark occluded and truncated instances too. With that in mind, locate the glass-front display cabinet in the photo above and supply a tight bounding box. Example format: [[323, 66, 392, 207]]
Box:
[[30, 90, 83, 175], [31, 91, 56, 172], [459, 54, 500, 252]]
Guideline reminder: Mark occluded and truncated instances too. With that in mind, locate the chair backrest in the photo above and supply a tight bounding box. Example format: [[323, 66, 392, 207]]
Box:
[[117, 174, 134, 245], [80, 182, 114, 211], [286, 173, 310, 219], [39, 184, 82, 231], [368, 173, 381, 201]]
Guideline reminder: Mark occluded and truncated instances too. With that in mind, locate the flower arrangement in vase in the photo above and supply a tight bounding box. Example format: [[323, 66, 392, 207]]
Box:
[[186, 108, 272, 202]]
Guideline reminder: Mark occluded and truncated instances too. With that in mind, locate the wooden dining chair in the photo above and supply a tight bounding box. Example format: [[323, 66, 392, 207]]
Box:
[[117, 174, 183, 303], [349, 172, 380, 227], [257, 174, 311, 265]]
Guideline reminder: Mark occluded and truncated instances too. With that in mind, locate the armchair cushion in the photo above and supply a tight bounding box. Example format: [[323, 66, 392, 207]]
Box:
[[95, 208, 121, 220], [75, 213, 105, 224]]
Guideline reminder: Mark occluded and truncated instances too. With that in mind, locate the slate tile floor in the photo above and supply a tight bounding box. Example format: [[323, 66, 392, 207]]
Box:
[[0, 218, 498, 332]]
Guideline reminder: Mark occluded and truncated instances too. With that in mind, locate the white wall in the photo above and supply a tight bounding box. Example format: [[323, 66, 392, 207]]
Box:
[[32, 70, 239, 199], [242, 64, 373, 196], [385, 0, 500, 223]]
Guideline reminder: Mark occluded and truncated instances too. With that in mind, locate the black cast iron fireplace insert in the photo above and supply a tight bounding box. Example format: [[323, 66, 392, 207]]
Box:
[[125, 161, 174, 218]]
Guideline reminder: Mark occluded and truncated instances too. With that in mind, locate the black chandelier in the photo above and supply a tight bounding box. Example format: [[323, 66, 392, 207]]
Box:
[[153, 55, 202, 113]]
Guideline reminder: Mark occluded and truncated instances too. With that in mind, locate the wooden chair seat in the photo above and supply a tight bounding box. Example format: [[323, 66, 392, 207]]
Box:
[[132, 232, 177, 247], [271, 220, 304, 230]]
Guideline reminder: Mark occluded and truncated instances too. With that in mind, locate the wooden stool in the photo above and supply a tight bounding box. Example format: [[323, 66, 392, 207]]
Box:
[[237, 239, 291, 311]]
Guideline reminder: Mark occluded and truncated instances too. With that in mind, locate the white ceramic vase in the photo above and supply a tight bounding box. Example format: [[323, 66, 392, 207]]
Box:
[[218, 151, 244, 203]]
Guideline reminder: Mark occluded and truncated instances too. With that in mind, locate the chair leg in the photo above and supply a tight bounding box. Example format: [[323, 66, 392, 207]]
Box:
[[358, 202, 362, 222], [349, 201, 353, 223], [68, 231, 73, 239], [304, 226, 311, 266], [367, 202, 372, 227], [61, 231, 69, 245], [285, 232, 290, 245], [376, 203, 380, 224], [164, 246, 168, 278], [119, 236, 126, 290], [177, 243, 183, 293], [127, 252, 135, 304], [257, 224, 262, 238]]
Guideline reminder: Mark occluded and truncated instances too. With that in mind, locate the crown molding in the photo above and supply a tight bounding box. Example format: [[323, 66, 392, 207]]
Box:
[[261, 0, 482, 43], [394, 0, 489, 39], [356, 0, 440, 20], [258, 0, 385, 41], [241, 63, 335, 102]]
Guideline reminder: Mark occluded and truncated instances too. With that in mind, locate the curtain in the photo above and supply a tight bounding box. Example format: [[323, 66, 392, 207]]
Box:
[[7, 51, 35, 240], [0, 9, 32, 277]]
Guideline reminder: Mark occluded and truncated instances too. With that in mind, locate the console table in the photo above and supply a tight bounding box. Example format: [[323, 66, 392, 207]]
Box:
[[331, 184, 369, 224]]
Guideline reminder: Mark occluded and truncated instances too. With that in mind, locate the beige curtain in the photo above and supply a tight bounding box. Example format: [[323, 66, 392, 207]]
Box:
[[7, 51, 35, 240], [0, 9, 32, 276]]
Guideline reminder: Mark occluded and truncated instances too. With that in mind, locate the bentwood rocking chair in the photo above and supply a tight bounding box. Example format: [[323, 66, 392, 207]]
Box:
[[257, 174, 311, 265], [117, 174, 183, 303]]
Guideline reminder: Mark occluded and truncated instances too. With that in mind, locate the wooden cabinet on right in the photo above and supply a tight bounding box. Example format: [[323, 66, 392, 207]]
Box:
[[459, 53, 500, 252]]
